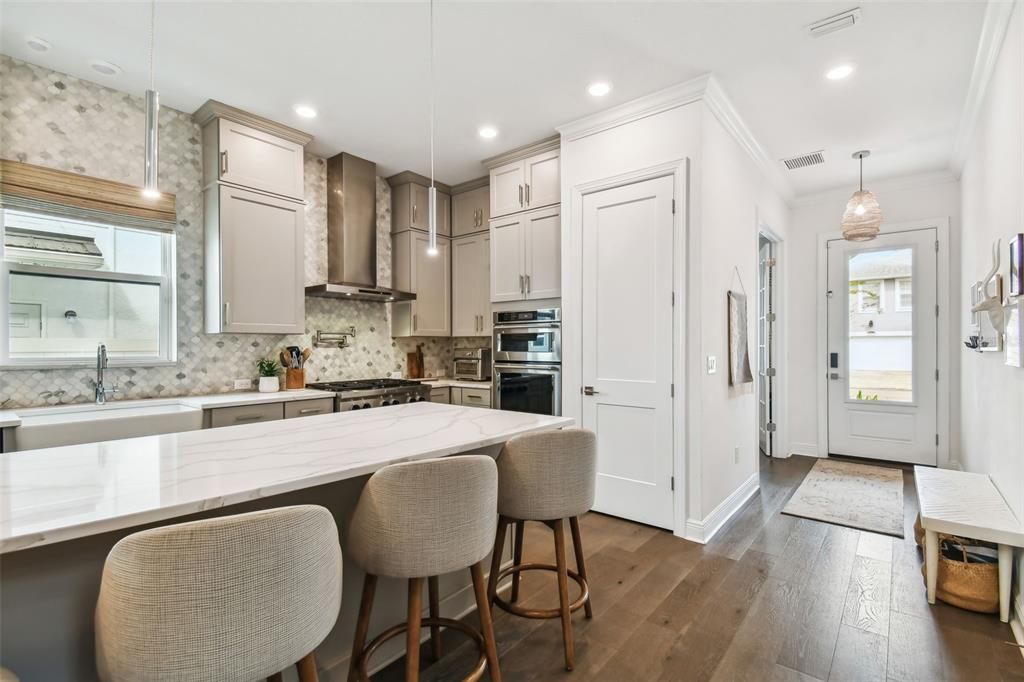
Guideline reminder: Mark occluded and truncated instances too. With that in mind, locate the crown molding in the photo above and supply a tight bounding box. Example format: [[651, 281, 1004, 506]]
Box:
[[450, 176, 489, 194], [556, 73, 794, 204], [385, 171, 452, 195], [950, 0, 1017, 177], [192, 99, 313, 146], [481, 135, 559, 170]]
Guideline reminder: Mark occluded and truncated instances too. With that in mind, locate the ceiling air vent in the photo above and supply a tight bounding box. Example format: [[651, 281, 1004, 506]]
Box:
[[808, 8, 862, 38], [781, 150, 825, 171]]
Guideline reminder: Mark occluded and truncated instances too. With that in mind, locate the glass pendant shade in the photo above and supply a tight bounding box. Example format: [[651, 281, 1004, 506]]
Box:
[[841, 189, 881, 241], [142, 89, 160, 199]]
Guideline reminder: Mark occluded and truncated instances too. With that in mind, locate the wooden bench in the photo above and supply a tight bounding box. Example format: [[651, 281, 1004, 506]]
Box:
[[915, 466, 1024, 622]]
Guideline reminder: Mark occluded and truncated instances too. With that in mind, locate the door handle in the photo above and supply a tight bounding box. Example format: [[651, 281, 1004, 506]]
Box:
[[525, 183, 530, 205], [519, 274, 524, 294], [220, 150, 229, 175], [829, 373, 841, 380], [519, 184, 523, 207], [582, 386, 600, 396], [525, 274, 531, 294], [412, 204, 417, 224]]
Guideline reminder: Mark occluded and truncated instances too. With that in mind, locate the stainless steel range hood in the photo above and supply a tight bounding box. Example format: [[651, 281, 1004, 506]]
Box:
[[305, 152, 416, 302]]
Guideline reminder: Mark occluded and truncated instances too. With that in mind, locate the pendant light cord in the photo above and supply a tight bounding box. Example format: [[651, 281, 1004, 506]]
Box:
[[148, 0, 156, 90], [429, 0, 435, 190]]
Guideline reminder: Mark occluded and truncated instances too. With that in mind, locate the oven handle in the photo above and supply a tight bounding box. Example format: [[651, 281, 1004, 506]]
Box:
[[493, 322, 561, 331], [494, 363, 562, 373]]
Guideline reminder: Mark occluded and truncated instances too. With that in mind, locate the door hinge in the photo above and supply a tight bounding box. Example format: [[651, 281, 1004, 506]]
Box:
[[935, 304, 939, 318], [672, 199, 676, 214], [672, 291, 676, 306], [766, 257, 777, 268], [767, 422, 777, 432], [766, 367, 777, 377], [935, 368, 939, 381], [935, 240, 939, 253], [936, 434, 940, 446], [670, 383, 675, 397], [671, 476, 675, 491], [767, 312, 777, 322]]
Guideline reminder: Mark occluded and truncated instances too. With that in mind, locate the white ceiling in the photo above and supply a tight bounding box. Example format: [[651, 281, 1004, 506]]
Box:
[[0, 1, 987, 196]]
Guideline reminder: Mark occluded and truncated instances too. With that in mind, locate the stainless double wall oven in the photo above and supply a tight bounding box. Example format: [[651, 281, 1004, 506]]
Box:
[[492, 308, 561, 416]]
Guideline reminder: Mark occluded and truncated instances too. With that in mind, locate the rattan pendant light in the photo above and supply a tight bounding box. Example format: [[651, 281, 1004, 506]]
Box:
[[841, 150, 881, 241]]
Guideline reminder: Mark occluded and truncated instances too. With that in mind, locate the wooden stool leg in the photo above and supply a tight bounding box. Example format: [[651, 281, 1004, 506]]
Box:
[[428, 575, 443, 660], [349, 574, 377, 682], [925, 530, 938, 605], [511, 521, 525, 603], [471, 562, 503, 682], [267, 673, 284, 682], [406, 577, 424, 682], [569, 516, 593, 618], [488, 516, 510, 604], [552, 518, 575, 671], [296, 652, 318, 682]]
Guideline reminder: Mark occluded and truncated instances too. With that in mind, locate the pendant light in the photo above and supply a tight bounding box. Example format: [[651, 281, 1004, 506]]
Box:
[[841, 150, 881, 241], [142, 0, 160, 200], [426, 0, 438, 256]]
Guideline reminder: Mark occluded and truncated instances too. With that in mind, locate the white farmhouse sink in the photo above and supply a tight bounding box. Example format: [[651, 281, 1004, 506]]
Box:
[[8, 401, 203, 452]]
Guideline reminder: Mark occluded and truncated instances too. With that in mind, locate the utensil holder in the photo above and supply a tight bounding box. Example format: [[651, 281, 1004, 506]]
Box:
[[285, 368, 305, 390]]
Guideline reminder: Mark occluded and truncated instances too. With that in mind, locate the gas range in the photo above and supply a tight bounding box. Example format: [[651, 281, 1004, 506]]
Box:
[[306, 378, 431, 411]]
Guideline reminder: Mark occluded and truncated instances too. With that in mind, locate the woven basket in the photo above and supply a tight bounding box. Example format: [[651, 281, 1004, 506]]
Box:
[[921, 537, 999, 614], [914, 514, 924, 547]]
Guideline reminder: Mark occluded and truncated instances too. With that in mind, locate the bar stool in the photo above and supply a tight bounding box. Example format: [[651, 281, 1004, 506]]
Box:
[[486, 429, 597, 671], [95, 505, 343, 682], [346, 456, 501, 682], [0, 667, 18, 682]]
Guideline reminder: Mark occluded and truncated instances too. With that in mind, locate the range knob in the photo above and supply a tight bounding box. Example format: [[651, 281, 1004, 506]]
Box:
[[363, 403, 372, 409], [351, 404, 361, 410]]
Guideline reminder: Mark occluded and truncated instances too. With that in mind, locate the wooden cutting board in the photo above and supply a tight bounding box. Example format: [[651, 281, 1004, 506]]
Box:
[[407, 344, 424, 379]]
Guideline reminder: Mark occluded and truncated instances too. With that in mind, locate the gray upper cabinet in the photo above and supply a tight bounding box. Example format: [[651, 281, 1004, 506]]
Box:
[[485, 138, 560, 219], [194, 100, 312, 334], [452, 182, 490, 237], [391, 231, 451, 336], [389, 173, 451, 236]]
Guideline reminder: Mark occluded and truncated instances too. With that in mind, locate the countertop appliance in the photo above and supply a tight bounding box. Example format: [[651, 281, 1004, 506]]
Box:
[[493, 308, 561, 416], [453, 348, 492, 381], [306, 378, 430, 411]]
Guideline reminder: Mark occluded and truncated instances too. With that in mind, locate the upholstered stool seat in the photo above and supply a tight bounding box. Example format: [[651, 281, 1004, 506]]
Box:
[[346, 456, 502, 682], [94, 505, 343, 682], [0, 666, 19, 682], [487, 429, 597, 671]]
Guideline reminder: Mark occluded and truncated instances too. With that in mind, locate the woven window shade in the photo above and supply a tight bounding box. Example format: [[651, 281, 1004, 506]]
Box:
[[0, 159, 176, 232], [841, 189, 881, 241]]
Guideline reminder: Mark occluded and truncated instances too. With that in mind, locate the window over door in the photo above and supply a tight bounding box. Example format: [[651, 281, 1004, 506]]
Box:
[[2, 209, 175, 366]]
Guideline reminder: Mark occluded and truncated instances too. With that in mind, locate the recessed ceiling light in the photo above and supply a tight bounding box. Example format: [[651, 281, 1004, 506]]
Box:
[[478, 126, 498, 139], [826, 64, 855, 81], [587, 82, 612, 97], [294, 105, 317, 119], [90, 60, 122, 77], [26, 36, 51, 52]]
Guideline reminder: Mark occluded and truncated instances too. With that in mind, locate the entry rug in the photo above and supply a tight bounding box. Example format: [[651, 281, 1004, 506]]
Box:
[[783, 459, 905, 538]]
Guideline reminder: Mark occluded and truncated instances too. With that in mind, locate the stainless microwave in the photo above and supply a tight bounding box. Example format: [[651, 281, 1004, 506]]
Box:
[[452, 348, 491, 381], [492, 309, 561, 364]]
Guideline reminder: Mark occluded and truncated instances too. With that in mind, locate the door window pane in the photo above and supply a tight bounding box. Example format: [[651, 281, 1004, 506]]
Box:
[[848, 248, 913, 402]]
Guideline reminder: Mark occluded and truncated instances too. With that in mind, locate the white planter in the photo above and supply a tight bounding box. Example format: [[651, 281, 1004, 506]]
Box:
[[258, 376, 280, 393]]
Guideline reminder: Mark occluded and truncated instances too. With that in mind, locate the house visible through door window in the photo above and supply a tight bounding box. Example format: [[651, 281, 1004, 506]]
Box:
[[847, 248, 913, 402], [1, 209, 175, 366]]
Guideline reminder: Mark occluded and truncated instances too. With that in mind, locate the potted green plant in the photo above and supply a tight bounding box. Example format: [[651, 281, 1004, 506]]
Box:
[[256, 358, 282, 393]]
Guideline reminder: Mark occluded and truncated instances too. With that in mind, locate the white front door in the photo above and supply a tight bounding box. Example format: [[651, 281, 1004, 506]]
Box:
[[826, 228, 938, 465], [581, 174, 675, 530]]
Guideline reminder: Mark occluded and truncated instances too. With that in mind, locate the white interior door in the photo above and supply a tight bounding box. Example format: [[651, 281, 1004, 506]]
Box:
[[581, 175, 675, 530], [826, 228, 938, 465], [758, 240, 775, 456]]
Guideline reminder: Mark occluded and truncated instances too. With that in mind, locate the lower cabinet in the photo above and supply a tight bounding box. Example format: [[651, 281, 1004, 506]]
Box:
[[451, 386, 492, 408], [207, 398, 335, 428], [430, 387, 450, 404], [283, 398, 334, 419]]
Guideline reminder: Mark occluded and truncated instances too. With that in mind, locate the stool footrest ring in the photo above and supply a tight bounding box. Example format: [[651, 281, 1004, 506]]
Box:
[[352, 617, 487, 682], [493, 562, 590, 619]]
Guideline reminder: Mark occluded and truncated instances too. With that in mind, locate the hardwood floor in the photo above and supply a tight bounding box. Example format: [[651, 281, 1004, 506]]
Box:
[[377, 456, 1024, 681]]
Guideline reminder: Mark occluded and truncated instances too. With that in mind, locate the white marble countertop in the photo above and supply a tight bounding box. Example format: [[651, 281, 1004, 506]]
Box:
[[421, 378, 493, 390], [0, 389, 335, 428], [0, 402, 572, 553]]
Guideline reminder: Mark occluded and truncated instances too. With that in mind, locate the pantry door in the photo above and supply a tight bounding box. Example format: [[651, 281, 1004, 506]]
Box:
[[826, 228, 938, 465], [581, 174, 675, 530]]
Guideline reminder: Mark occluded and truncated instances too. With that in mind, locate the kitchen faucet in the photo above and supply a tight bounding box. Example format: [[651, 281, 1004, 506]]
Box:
[[95, 343, 119, 405]]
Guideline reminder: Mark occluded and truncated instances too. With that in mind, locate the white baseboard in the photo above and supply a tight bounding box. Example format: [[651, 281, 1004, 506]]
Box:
[[683, 472, 760, 544], [789, 442, 822, 457]]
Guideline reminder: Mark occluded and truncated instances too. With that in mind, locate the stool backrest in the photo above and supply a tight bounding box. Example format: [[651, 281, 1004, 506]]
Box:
[[347, 455, 498, 578], [95, 505, 342, 682], [497, 428, 597, 521]]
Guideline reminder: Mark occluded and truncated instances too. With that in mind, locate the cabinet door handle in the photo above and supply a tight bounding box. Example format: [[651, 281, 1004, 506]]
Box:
[[220, 150, 229, 175], [412, 204, 417, 224], [519, 274, 524, 294], [298, 408, 322, 415], [525, 183, 530, 205], [224, 301, 231, 326], [413, 313, 418, 331], [525, 274, 531, 294], [519, 184, 523, 207], [234, 414, 263, 423]]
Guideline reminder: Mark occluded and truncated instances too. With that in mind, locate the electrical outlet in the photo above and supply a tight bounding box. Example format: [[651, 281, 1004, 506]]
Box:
[[233, 379, 252, 391], [734, 446, 740, 463], [707, 355, 718, 374]]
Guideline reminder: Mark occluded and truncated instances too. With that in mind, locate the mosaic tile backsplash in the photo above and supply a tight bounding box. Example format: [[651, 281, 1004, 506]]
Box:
[[0, 56, 489, 408]]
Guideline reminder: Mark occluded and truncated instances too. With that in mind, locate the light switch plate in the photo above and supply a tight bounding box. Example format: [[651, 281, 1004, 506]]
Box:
[[233, 379, 252, 390], [707, 356, 717, 374]]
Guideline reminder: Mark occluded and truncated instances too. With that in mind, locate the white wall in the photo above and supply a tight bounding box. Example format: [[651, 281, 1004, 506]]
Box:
[[559, 77, 789, 538], [958, 1, 1024, 517], [785, 174, 961, 461]]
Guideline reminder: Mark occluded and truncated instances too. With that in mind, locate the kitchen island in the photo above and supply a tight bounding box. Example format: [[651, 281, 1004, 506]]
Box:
[[0, 402, 572, 680]]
